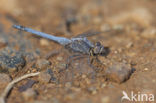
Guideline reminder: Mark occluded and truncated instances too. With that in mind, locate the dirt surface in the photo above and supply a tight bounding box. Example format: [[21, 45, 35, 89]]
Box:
[[0, 0, 156, 103]]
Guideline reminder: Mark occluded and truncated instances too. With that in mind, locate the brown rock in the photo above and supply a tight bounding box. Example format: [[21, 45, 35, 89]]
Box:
[[105, 62, 132, 83], [141, 27, 156, 38], [0, 73, 11, 85], [36, 59, 51, 70], [22, 88, 37, 100], [40, 39, 50, 46], [38, 70, 52, 83], [0, 38, 7, 49]]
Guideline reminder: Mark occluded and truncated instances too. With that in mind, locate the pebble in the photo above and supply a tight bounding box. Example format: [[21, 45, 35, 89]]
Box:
[[22, 88, 37, 100], [0, 48, 26, 73], [65, 82, 72, 88], [105, 62, 132, 83], [18, 79, 37, 92], [101, 96, 110, 103], [93, 17, 102, 24], [82, 74, 87, 78], [112, 24, 124, 31], [40, 38, 50, 46], [56, 63, 66, 70], [126, 42, 133, 48], [101, 83, 106, 88], [100, 24, 111, 32], [71, 87, 81, 92], [56, 56, 63, 61], [64, 93, 76, 100], [152, 79, 155, 83], [87, 87, 97, 95], [36, 59, 51, 70], [51, 98, 60, 103], [141, 28, 156, 38], [0, 73, 11, 85], [144, 68, 149, 71], [0, 38, 7, 48], [24, 52, 37, 62], [38, 69, 55, 83]]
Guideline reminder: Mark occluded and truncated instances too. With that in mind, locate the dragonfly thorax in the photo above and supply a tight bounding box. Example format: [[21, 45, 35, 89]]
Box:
[[90, 42, 107, 56]]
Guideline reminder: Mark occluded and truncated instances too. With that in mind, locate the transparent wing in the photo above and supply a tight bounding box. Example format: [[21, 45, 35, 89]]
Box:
[[74, 30, 101, 38]]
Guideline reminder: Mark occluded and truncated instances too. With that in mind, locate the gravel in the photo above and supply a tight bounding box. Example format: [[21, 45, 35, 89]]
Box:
[[36, 59, 51, 70], [22, 88, 37, 100], [0, 48, 26, 73], [38, 69, 56, 83]]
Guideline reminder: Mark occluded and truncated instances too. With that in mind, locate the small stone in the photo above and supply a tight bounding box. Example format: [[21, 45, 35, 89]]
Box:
[[93, 17, 102, 24], [101, 83, 106, 88], [51, 98, 60, 103], [71, 87, 81, 92], [56, 56, 63, 61], [40, 39, 50, 46], [38, 70, 52, 83], [144, 68, 149, 71], [74, 62, 79, 66], [101, 96, 110, 103], [18, 79, 37, 92], [64, 93, 75, 100], [105, 62, 132, 83], [24, 52, 37, 62], [73, 81, 80, 87], [141, 28, 156, 38], [36, 59, 51, 70], [0, 38, 7, 48], [0, 73, 11, 85], [22, 88, 37, 100], [65, 82, 72, 88], [126, 42, 133, 48], [114, 51, 118, 54], [87, 87, 97, 95], [82, 74, 87, 78], [152, 79, 155, 83], [85, 78, 91, 84], [112, 24, 124, 31], [100, 24, 111, 32], [56, 63, 66, 70]]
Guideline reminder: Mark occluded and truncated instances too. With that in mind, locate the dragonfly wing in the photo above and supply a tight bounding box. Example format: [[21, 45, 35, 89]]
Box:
[[75, 30, 101, 38]]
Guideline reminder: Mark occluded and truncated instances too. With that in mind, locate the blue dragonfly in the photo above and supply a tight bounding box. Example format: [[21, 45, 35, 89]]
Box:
[[13, 25, 109, 71]]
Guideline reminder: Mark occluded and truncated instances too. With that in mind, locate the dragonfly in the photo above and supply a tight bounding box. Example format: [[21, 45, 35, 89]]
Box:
[[13, 25, 109, 72]]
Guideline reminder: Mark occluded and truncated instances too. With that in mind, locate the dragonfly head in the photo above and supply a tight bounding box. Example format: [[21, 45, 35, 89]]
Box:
[[92, 42, 109, 56]]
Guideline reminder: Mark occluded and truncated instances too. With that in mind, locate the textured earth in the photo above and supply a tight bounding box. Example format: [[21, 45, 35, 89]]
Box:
[[0, 0, 156, 103]]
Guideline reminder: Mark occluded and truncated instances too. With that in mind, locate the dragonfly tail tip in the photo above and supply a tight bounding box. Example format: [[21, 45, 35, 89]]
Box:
[[12, 24, 25, 31]]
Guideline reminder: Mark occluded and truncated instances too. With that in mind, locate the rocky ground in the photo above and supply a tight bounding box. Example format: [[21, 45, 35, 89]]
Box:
[[0, 0, 156, 103]]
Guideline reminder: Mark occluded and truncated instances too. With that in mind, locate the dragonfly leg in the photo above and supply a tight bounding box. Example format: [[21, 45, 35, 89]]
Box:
[[88, 56, 97, 70], [87, 56, 105, 73], [65, 54, 87, 83], [87, 56, 97, 79], [66, 54, 81, 69], [66, 54, 87, 69]]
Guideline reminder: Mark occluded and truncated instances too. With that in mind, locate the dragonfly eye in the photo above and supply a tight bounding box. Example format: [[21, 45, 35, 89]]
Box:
[[93, 42, 109, 56], [95, 42, 101, 46], [93, 42, 102, 55]]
